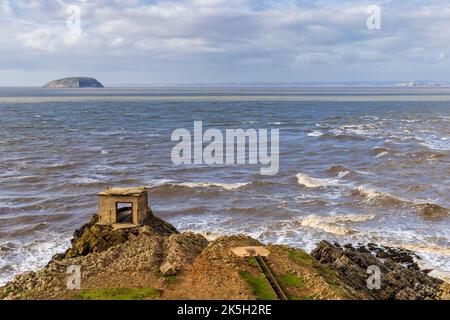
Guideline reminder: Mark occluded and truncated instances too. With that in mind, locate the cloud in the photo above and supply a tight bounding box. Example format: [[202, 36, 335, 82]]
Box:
[[1, 0, 450, 84]]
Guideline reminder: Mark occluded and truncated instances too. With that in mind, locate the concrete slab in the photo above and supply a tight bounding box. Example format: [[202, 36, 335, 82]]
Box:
[[98, 187, 147, 196], [231, 246, 271, 257]]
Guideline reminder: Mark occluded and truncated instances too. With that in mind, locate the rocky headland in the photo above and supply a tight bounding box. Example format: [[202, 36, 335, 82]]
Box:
[[43, 77, 104, 88], [1, 214, 449, 300]]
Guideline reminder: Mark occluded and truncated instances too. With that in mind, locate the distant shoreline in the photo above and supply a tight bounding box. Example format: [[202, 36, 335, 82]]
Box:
[[0, 83, 450, 91], [3, 95, 450, 104]]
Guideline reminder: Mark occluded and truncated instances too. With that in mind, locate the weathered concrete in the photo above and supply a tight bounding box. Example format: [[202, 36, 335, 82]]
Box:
[[98, 187, 151, 226], [231, 246, 270, 257]]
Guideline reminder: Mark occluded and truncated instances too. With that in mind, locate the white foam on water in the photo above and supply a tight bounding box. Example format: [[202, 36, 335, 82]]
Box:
[[356, 185, 384, 199], [177, 182, 251, 190], [419, 136, 449, 151], [146, 179, 175, 188], [0, 200, 16, 209], [307, 130, 324, 137], [355, 185, 394, 201], [296, 173, 338, 188], [146, 179, 251, 190], [173, 214, 234, 234], [374, 151, 388, 158], [393, 243, 450, 256], [180, 230, 223, 242], [378, 241, 450, 282], [330, 124, 378, 138], [337, 170, 350, 178], [299, 214, 376, 236], [0, 233, 71, 286], [71, 177, 102, 184]]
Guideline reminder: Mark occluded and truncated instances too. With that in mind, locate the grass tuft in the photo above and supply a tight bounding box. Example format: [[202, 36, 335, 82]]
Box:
[[247, 257, 258, 267], [288, 249, 314, 266], [239, 270, 277, 300], [279, 272, 305, 289], [165, 275, 178, 284], [75, 287, 161, 300]]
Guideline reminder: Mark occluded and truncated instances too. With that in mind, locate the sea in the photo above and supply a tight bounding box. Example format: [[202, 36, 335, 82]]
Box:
[[0, 86, 449, 285]]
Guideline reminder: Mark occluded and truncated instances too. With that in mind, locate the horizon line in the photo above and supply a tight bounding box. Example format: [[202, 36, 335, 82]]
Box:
[[2, 80, 450, 88]]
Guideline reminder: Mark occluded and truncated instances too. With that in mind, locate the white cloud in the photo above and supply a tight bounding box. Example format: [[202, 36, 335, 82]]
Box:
[[1, 0, 450, 84]]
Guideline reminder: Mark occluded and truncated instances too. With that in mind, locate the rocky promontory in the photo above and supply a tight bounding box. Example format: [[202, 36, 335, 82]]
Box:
[[43, 77, 104, 88], [1, 214, 448, 300]]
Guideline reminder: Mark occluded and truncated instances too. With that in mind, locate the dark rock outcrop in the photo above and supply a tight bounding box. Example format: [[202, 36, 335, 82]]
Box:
[[53, 213, 178, 261], [43, 77, 104, 88], [311, 240, 444, 300]]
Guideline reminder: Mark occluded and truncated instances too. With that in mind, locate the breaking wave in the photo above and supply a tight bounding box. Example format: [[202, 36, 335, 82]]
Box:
[[325, 165, 353, 178], [414, 203, 449, 218], [307, 130, 324, 137], [352, 186, 450, 219], [299, 214, 376, 236], [296, 173, 338, 188], [147, 180, 251, 191], [71, 177, 103, 185], [372, 147, 389, 158], [0, 233, 71, 286], [352, 185, 405, 205], [178, 182, 251, 190]]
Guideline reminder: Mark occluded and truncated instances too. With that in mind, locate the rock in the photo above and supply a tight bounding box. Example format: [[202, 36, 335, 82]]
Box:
[[53, 213, 178, 261], [438, 282, 450, 300], [163, 232, 208, 268], [43, 77, 104, 88], [160, 261, 177, 276], [311, 240, 444, 300], [142, 214, 179, 236]]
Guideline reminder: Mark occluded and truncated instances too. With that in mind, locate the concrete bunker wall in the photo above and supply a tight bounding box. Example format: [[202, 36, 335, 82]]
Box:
[[98, 194, 149, 225]]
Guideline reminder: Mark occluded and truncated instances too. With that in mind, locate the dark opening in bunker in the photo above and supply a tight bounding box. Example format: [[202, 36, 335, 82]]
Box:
[[116, 202, 133, 223]]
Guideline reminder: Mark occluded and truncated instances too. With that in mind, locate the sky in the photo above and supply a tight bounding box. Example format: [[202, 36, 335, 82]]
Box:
[[1, 0, 450, 86]]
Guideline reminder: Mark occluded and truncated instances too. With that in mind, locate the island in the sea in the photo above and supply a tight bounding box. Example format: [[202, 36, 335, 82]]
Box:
[[43, 77, 104, 88]]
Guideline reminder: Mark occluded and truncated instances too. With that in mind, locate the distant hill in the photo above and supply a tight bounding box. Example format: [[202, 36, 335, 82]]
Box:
[[43, 77, 104, 88]]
